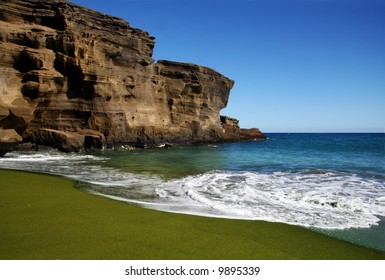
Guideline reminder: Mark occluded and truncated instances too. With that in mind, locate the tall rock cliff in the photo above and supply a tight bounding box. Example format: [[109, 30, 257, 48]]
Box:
[[0, 0, 265, 154]]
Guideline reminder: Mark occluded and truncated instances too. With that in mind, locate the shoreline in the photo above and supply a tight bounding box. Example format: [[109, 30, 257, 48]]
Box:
[[1, 168, 384, 260]]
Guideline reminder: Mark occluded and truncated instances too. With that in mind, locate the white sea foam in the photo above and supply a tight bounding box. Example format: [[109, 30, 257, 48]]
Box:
[[1, 151, 384, 229], [153, 170, 385, 229], [0, 151, 109, 179], [0, 151, 106, 163]]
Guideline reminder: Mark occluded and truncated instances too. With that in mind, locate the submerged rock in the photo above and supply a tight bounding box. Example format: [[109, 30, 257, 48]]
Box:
[[0, 0, 265, 154]]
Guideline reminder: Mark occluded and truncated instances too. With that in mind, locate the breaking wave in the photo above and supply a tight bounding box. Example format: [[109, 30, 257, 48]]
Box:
[[1, 151, 384, 230], [152, 170, 385, 229]]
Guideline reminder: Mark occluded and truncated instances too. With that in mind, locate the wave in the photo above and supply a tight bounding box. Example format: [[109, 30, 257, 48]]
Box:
[[65, 166, 385, 229], [1, 151, 384, 229], [152, 170, 385, 229]]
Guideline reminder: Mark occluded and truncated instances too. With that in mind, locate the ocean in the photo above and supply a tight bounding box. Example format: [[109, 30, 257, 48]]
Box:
[[1, 133, 384, 252]]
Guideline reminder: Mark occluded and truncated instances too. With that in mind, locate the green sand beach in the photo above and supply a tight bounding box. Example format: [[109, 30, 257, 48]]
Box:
[[1, 169, 384, 260]]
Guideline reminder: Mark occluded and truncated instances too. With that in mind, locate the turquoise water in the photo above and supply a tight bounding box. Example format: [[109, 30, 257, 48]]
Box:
[[1, 133, 384, 251]]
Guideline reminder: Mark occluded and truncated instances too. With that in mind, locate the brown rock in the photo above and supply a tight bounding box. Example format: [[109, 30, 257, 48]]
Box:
[[221, 115, 266, 141], [239, 128, 267, 140], [0, 128, 23, 156], [0, 0, 265, 154]]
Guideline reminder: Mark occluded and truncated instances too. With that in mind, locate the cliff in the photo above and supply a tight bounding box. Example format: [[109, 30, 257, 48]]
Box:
[[0, 0, 265, 155]]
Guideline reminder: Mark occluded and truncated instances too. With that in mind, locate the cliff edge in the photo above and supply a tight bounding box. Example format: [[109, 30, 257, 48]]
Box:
[[0, 0, 265, 155]]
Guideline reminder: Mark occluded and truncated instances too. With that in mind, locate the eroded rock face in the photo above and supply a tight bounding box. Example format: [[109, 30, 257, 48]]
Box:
[[0, 128, 23, 156], [0, 0, 264, 153], [220, 116, 265, 141]]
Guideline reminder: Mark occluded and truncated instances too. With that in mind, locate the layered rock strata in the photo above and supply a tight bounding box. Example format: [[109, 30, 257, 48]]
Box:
[[0, 0, 265, 154]]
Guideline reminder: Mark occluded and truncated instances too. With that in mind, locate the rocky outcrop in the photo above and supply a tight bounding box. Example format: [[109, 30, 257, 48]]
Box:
[[0, 0, 265, 153], [220, 116, 265, 141], [0, 128, 22, 156]]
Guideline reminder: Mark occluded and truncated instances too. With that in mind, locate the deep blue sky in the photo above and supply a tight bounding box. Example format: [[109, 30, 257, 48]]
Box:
[[71, 0, 385, 132]]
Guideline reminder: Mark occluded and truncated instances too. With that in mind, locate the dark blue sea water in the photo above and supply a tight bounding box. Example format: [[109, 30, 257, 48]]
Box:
[[1, 133, 384, 251]]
